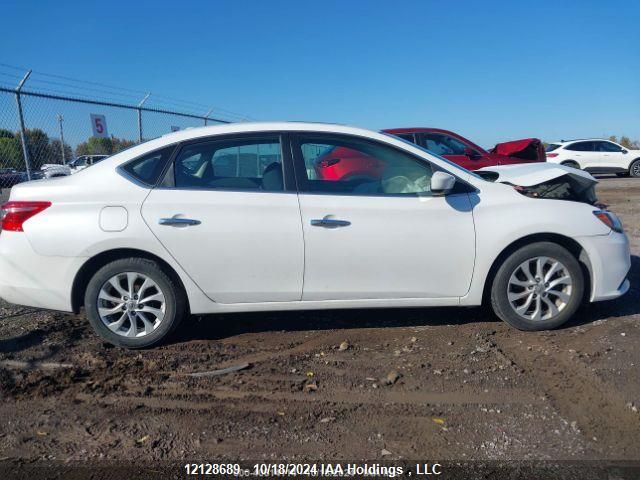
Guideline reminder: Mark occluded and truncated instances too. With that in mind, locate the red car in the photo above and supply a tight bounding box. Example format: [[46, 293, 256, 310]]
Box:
[[312, 128, 545, 182], [385, 128, 545, 170]]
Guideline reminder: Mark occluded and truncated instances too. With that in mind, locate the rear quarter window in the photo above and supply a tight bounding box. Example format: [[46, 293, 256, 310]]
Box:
[[120, 145, 175, 186], [545, 144, 561, 152]]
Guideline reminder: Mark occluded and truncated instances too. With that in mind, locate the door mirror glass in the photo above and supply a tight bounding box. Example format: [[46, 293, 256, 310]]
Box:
[[430, 171, 456, 195], [622, 149, 628, 154]]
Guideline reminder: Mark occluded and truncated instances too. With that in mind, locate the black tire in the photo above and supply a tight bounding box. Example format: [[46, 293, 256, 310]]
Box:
[[84, 257, 186, 348], [560, 160, 580, 169], [490, 242, 584, 331], [629, 159, 640, 178]]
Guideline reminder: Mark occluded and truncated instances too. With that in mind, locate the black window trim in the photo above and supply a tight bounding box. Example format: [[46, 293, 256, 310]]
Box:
[[155, 131, 297, 194], [289, 131, 476, 198], [566, 141, 594, 152]]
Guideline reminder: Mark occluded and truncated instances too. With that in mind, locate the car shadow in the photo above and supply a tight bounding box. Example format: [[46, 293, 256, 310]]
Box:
[[174, 304, 492, 343], [175, 255, 639, 343]]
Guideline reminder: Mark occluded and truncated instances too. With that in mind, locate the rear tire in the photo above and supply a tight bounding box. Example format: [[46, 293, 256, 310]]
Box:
[[561, 160, 580, 169], [84, 257, 186, 348], [629, 159, 640, 178], [490, 242, 584, 331]]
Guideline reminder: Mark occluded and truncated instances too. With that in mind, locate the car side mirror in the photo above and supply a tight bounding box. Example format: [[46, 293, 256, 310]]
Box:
[[464, 147, 481, 159], [621, 149, 628, 154], [431, 171, 456, 196]]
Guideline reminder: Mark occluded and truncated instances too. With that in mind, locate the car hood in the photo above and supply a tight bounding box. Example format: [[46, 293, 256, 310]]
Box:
[[476, 163, 596, 187], [476, 163, 599, 204]]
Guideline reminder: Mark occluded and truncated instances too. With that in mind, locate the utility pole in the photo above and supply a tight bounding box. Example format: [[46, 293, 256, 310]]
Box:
[[15, 70, 33, 180], [57, 114, 66, 164]]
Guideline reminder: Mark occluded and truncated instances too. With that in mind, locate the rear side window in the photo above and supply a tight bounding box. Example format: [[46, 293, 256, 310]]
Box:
[[565, 141, 594, 152], [173, 136, 283, 191], [545, 143, 561, 152], [121, 146, 175, 186]]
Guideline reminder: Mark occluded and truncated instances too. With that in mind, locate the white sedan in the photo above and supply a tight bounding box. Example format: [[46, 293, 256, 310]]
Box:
[[0, 123, 631, 348]]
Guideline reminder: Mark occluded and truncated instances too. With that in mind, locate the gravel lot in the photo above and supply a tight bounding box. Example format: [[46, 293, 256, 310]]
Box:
[[0, 176, 638, 478]]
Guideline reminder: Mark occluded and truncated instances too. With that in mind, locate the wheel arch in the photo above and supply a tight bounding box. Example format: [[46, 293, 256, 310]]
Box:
[[481, 233, 592, 305], [71, 248, 190, 314]]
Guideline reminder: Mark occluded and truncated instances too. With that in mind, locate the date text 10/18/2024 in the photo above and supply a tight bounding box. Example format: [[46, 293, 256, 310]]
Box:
[[184, 463, 443, 477]]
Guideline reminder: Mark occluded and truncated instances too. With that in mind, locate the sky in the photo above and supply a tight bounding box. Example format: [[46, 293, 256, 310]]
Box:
[[2, 0, 640, 147]]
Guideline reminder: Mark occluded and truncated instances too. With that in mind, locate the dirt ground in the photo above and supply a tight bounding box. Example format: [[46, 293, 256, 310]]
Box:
[[0, 176, 638, 478]]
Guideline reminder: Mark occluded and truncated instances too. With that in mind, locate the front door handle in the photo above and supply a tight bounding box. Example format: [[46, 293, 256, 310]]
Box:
[[159, 217, 201, 226], [310, 217, 351, 228]]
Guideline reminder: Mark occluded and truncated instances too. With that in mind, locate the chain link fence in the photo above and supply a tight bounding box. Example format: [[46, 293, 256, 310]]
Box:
[[0, 69, 241, 196]]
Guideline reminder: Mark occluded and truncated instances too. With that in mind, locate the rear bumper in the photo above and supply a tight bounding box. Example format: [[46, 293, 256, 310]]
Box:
[[0, 232, 85, 311], [577, 231, 631, 302]]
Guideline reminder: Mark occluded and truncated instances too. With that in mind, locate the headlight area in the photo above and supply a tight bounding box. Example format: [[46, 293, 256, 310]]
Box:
[[593, 210, 624, 233]]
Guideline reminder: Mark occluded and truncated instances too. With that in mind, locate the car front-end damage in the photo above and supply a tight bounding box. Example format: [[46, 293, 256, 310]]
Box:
[[476, 163, 599, 205]]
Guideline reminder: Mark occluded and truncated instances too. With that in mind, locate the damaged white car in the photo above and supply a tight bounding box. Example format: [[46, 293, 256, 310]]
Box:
[[0, 123, 631, 348]]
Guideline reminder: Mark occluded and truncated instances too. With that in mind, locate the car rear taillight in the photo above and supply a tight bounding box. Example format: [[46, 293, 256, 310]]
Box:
[[0, 201, 51, 232], [546, 153, 559, 158]]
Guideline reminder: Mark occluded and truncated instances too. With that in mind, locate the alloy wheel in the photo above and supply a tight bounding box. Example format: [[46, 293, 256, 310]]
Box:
[[97, 272, 166, 338], [507, 256, 573, 321]]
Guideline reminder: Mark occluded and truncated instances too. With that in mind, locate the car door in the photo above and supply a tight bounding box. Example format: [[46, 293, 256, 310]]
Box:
[[291, 133, 476, 301], [141, 134, 304, 303], [594, 141, 627, 171], [564, 141, 598, 169], [421, 133, 492, 170]]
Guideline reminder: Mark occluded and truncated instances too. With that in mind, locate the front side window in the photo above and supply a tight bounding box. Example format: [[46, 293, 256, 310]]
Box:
[[595, 141, 622, 152], [296, 135, 434, 195], [174, 137, 283, 191], [565, 141, 594, 152], [423, 133, 467, 155]]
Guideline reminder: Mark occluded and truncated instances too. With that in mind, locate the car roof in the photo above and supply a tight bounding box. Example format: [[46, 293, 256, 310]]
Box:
[[89, 121, 476, 181], [553, 138, 613, 145], [159, 121, 373, 140], [383, 127, 457, 135]]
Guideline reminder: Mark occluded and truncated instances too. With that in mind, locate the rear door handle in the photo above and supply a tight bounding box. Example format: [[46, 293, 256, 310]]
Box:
[[310, 218, 351, 228], [159, 217, 201, 226]]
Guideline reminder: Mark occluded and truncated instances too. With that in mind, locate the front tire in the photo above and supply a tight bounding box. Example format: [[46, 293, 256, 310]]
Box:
[[84, 257, 186, 348], [629, 159, 640, 178], [490, 242, 584, 331]]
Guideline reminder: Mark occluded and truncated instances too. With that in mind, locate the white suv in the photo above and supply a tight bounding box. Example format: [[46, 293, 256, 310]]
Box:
[[545, 139, 640, 177]]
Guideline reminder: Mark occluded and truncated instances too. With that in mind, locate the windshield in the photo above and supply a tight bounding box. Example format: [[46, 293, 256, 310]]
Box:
[[546, 143, 561, 152], [381, 132, 484, 180]]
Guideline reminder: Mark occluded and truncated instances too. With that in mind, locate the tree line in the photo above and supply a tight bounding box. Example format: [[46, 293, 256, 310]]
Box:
[[0, 128, 136, 170]]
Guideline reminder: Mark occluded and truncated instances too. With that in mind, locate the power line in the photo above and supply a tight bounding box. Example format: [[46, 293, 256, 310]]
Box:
[[0, 61, 254, 121]]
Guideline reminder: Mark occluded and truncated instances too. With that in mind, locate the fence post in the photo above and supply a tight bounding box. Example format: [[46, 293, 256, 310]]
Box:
[[57, 114, 66, 164], [15, 70, 33, 180], [137, 93, 150, 143], [204, 108, 213, 126]]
